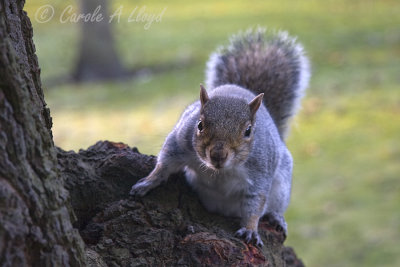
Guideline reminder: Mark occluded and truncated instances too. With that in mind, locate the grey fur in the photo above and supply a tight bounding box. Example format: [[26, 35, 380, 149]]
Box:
[[206, 27, 310, 139], [130, 28, 310, 246]]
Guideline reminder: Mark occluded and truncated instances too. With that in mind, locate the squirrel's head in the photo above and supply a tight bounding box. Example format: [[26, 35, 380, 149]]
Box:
[[193, 85, 264, 170]]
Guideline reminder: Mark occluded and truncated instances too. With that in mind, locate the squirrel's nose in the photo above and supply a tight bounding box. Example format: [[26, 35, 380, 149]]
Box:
[[210, 147, 228, 168]]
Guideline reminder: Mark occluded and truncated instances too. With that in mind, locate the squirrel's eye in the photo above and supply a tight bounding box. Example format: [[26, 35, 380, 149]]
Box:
[[244, 125, 252, 137], [197, 120, 203, 132]]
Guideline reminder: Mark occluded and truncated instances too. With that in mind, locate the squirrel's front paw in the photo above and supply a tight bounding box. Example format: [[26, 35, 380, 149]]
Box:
[[235, 227, 264, 247], [130, 178, 153, 197]]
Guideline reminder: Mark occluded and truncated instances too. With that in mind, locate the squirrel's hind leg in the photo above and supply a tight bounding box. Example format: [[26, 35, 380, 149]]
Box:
[[262, 212, 288, 236], [263, 150, 292, 235]]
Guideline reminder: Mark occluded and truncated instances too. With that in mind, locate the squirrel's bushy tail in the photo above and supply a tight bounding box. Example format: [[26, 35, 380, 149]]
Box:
[[206, 27, 310, 139]]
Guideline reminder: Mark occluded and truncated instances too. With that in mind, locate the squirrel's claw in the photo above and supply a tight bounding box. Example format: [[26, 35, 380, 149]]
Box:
[[130, 178, 152, 197], [264, 212, 288, 237], [235, 227, 264, 247]]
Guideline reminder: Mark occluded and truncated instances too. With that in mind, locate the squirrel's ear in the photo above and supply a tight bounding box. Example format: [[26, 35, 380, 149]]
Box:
[[249, 93, 264, 117], [200, 84, 209, 107]]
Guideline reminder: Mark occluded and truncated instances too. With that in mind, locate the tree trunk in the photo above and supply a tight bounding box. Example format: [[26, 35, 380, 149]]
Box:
[[73, 0, 126, 82], [0, 0, 86, 266], [0, 1, 304, 266]]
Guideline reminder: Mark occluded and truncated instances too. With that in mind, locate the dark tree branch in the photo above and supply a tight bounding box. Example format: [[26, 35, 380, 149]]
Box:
[[58, 141, 304, 267]]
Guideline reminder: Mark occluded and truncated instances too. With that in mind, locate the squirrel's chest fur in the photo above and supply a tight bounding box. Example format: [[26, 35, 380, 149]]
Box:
[[184, 164, 251, 217]]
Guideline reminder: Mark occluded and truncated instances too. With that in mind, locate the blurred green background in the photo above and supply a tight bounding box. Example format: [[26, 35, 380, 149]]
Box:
[[25, 0, 400, 266]]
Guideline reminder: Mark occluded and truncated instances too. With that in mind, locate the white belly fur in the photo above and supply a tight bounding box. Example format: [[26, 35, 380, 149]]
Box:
[[184, 165, 251, 218]]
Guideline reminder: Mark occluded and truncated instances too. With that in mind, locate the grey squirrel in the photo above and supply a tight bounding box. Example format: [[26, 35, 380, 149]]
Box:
[[130, 28, 310, 246]]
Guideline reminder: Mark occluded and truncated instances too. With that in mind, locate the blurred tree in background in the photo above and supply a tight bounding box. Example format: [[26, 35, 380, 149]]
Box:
[[74, 0, 126, 81]]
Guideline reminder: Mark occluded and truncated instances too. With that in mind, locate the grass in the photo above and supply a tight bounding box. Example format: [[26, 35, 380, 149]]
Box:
[[25, 0, 400, 266], [287, 87, 400, 266]]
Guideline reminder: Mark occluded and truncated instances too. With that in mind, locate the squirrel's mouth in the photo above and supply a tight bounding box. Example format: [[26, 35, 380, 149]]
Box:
[[204, 145, 233, 170], [203, 160, 225, 171], [210, 161, 224, 170], [210, 154, 227, 169]]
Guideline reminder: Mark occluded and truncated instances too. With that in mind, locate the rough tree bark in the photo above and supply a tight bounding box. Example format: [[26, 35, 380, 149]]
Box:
[[0, 1, 304, 266], [57, 141, 304, 267], [0, 0, 86, 266]]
